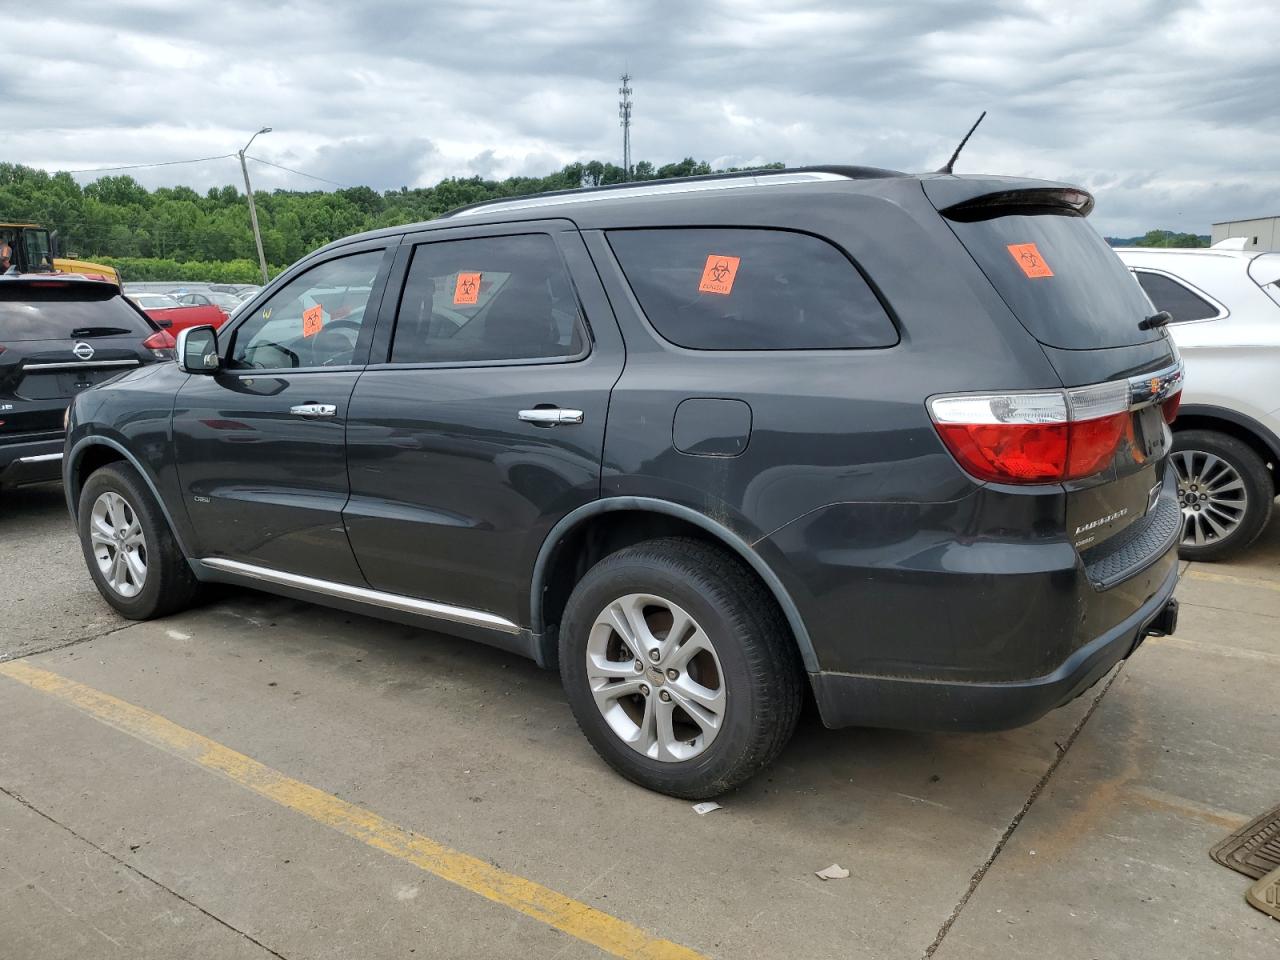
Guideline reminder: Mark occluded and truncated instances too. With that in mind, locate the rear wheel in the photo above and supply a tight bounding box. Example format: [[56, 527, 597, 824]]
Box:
[[77, 463, 200, 619], [559, 538, 803, 799], [1171, 429, 1273, 561]]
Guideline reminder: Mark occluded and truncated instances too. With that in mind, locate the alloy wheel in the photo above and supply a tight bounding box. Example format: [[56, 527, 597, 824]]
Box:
[[585, 593, 726, 762], [90, 491, 148, 597], [1172, 449, 1248, 548]]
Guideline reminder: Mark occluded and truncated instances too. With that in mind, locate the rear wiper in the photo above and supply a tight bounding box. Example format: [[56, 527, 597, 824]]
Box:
[[1138, 311, 1172, 331], [70, 326, 133, 337]]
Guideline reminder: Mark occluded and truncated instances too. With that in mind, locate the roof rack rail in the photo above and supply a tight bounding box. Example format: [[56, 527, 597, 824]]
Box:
[[443, 164, 905, 219]]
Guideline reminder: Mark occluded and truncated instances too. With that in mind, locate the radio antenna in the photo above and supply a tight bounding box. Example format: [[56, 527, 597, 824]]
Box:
[[937, 111, 987, 174]]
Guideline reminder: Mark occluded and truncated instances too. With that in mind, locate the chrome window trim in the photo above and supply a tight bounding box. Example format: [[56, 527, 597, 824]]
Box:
[[199, 557, 521, 635], [447, 172, 850, 219], [1128, 267, 1229, 323]]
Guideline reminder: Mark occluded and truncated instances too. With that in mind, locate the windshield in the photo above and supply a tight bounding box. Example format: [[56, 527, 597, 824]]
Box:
[[21, 229, 54, 272], [0, 284, 153, 341], [944, 210, 1161, 350], [133, 294, 181, 309]]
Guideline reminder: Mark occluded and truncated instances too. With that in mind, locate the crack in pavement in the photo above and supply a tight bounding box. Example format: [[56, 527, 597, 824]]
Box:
[[0, 783, 289, 960], [0, 620, 137, 664], [920, 663, 1126, 959]]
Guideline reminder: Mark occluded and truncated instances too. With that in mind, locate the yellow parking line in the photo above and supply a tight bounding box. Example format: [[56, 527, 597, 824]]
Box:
[[0, 660, 704, 960], [1184, 569, 1280, 593]]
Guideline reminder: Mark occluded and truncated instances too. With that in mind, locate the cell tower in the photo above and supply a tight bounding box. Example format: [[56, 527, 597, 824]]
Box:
[[618, 73, 633, 181]]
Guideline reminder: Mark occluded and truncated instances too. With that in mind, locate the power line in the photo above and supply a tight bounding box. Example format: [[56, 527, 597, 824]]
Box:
[[245, 156, 350, 189], [62, 153, 237, 174]]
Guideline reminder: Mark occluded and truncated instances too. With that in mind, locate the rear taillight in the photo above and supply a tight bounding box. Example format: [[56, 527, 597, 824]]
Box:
[[142, 330, 176, 358], [1161, 390, 1181, 424], [929, 380, 1134, 484], [143, 330, 175, 349]]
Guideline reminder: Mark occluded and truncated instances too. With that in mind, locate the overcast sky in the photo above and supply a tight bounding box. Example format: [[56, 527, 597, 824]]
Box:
[[3, 0, 1276, 236]]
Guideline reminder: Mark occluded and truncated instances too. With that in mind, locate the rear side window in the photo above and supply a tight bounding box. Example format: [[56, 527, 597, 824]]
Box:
[[390, 234, 585, 364], [607, 228, 897, 350], [0, 284, 153, 341], [1133, 271, 1220, 322], [944, 211, 1159, 350]]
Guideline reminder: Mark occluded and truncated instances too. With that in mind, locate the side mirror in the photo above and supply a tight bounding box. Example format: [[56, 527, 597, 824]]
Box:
[[177, 326, 221, 374]]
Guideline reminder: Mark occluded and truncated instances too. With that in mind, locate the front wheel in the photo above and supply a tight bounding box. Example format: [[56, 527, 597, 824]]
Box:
[[559, 538, 803, 799], [1171, 429, 1274, 561], [77, 463, 200, 619]]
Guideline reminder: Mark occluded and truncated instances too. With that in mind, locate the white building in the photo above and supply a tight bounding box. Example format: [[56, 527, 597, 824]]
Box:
[[1211, 216, 1280, 251]]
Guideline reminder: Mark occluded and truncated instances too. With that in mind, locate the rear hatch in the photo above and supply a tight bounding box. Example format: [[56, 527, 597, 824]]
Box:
[[0, 279, 160, 438], [925, 178, 1181, 565]]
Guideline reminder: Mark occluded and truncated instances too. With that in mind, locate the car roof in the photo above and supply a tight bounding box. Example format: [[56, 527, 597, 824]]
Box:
[[1115, 247, 1265, 260], [310, 167, 1080, 257]]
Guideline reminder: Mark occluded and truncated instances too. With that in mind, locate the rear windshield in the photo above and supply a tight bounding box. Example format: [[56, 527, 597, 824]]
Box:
[[0, 284, 153, 341], [944, 211, 1160, 350], [608, 228, 898, 350]]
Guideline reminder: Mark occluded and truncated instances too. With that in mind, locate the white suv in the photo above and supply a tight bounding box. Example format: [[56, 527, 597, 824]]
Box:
[[1118, 245, 1280, 559]]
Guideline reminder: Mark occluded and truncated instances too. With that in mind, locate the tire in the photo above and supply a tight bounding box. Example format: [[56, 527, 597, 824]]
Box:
[[559, 537, 803, 799], [77, 462, 200, 619], [1171, 429, 1274, 562]]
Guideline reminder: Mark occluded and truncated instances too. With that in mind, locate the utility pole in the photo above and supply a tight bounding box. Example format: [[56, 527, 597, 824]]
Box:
[[618, 74, 633, 181], [238, 127, 272, 284]]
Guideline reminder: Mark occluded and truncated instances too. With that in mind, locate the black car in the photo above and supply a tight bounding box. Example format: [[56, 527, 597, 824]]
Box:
[[64, 168, 1182, 798], [1, 276, 170, 490]]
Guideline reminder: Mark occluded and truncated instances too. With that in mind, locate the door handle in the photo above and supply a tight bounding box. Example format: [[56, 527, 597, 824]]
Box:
[[290, 403, 337, 419], [518, 407, 584, 426]]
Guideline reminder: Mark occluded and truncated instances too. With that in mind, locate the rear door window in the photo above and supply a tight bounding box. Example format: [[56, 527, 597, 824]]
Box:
[[607, 228, 897, 350], [1132, 271, 1221, 322], [0, 284, 153, 341], [389, 233, 585, 364], [944, 211, 1159, 349]]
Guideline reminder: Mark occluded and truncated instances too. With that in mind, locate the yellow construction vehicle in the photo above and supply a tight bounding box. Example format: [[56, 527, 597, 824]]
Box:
[[0, 222, 121, 286]]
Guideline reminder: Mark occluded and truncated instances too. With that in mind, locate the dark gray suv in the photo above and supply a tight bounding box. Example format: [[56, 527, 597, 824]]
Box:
[[65, 167, 1183, 798]]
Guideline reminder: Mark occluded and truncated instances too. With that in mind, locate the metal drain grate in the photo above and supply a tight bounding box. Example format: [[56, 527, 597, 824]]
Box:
[[1212, 803, 1280, 880], [1248, 868, 1280, 921]]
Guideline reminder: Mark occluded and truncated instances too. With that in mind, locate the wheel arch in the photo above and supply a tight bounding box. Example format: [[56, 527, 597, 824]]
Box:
[[66, 436, 195, 558], [531, 497, 818, 672], [1174, 404, 1280, 494]]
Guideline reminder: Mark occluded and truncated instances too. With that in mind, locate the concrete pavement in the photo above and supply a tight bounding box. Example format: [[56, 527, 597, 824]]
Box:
[[2, 481, 1277, 958]]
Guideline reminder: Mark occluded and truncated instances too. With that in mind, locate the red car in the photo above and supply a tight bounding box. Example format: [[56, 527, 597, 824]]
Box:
[[128, 293, 227, 334]]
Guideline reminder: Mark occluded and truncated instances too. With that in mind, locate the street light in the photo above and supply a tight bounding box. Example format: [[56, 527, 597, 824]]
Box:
[[238, 127, 272, 284]]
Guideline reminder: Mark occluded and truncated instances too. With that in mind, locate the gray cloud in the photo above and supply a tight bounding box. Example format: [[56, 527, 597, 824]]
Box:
[[2, 0, 1275, 235]]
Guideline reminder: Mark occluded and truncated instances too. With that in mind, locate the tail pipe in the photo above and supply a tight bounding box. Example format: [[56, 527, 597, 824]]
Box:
[[1142, 597, 1179, 640]]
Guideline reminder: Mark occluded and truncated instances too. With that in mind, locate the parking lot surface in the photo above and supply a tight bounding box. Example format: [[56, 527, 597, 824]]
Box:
[[2, 480, 1278, 959]]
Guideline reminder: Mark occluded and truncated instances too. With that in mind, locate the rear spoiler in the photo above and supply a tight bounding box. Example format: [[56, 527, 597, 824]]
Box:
[[921, 176, 1095, 220]]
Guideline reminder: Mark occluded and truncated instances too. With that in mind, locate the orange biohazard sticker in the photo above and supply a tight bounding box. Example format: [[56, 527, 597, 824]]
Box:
[[453, 272, 482, 305], [302, 304, 324, 337], [698, 255, 740, 295], [1007, 243, 1054, 278]]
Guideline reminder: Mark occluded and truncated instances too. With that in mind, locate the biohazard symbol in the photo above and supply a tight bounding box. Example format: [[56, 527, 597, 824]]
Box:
[[453, 271, 482, 305], [698, 254, 740, 295], [302, 304, 324, 337], [1007, 243, 1054, 278]]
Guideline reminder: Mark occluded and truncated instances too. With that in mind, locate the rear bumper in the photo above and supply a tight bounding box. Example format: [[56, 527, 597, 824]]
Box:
[[0, 437, 64, 489], [810, 560, 1180, 732]]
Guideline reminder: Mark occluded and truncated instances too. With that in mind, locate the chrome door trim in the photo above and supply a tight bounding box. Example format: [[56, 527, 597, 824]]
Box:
[[198, 557, 521, 635], [17, 452, 63, 464]]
